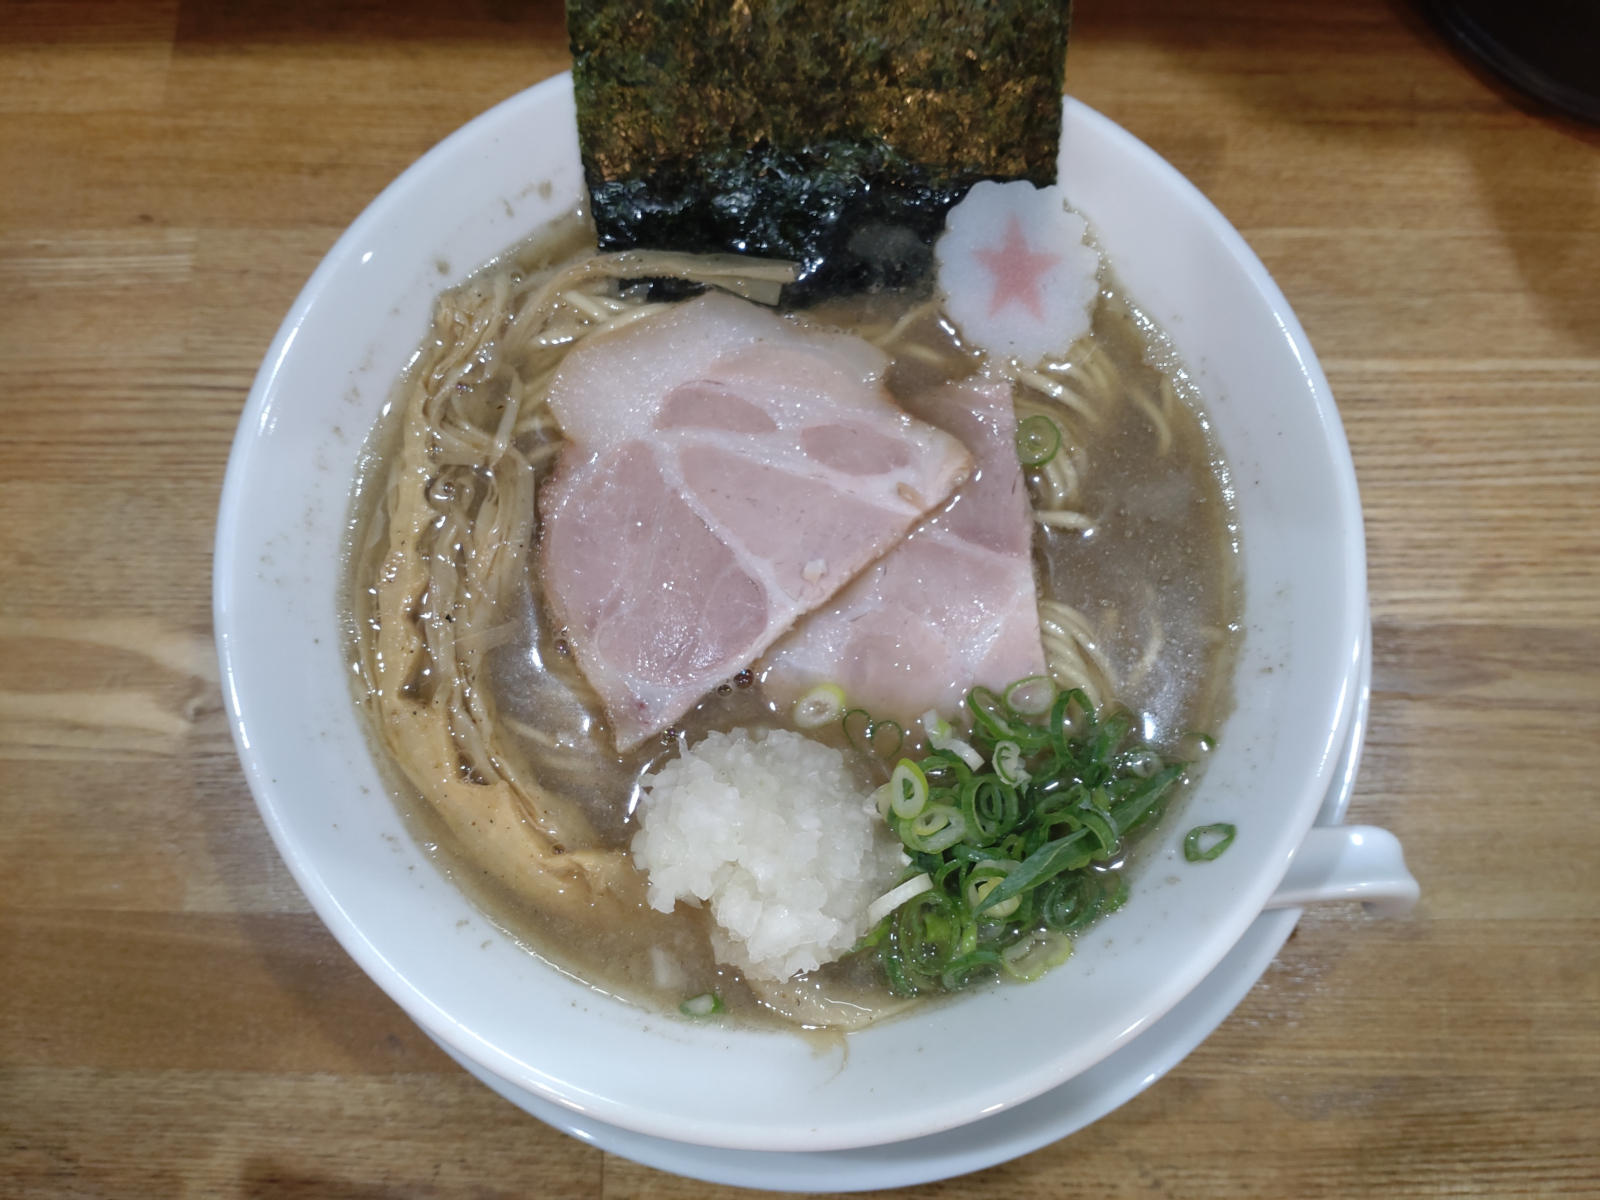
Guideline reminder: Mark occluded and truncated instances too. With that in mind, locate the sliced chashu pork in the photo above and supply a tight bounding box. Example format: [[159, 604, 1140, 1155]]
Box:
[[538, 292, 972, 751], [761, 378, 1047, 727]]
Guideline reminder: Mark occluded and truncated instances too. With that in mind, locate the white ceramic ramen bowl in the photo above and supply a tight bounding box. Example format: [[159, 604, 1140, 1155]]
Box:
[[216, 74, 1375, 1153]]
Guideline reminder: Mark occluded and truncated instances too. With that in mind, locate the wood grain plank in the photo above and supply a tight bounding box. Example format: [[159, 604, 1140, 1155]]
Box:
[[0, 1, 179, 116], [1, 910, 452, 1072], [1346, 368, 1600, 625], [0, 753, 309, 914], [1, 0, 1597, 1195], [0, 109, 463, 231], [0, 1066, 603, 1199]]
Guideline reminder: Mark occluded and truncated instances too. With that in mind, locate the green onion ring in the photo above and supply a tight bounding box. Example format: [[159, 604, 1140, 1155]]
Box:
[[1183, 822, 1237, 862], [960, 774, 1020, 844], [841, 707, 873, 754], [679, 993, 723, 1018], [1075, 807, 1120, 860], [965, 686, 1016, 742], [940, 949, 1001, 991], [905, 805, 967, 853], [1016, 414, 1061, 467], [992, 740, 1031, 787], [964, 860, 1021, 919], [894, 891, 962, 989], [793, 683, 846, 729], [865, 872, 934, 926], [1003, 675, 1057, 716], [975, 829, 1094, 914], [999, 931, 1073, 982], [867, 718, 904, 760], [888, 759, 930, 819]]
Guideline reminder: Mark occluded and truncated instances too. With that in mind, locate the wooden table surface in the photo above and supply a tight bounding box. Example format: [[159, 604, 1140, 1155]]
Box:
[[3, 1, 1597, 1195]]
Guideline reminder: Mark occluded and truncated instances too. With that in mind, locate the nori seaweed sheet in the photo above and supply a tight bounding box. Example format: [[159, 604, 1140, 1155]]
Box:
[[568, 0, 1071, 302]]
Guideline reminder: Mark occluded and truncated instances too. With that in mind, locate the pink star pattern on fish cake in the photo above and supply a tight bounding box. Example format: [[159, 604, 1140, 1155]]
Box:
[[935, 179, 1099, 364], [973, 215, 1063, 320]]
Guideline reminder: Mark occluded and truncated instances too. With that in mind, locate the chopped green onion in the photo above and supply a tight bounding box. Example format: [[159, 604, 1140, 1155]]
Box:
[[1183, 823, 1236, 862], [886, 890, 962, 994], [873, 782, 894, 819], [855, 678, 1212, 997], [903, 805, 967, 853], [1016, 414, 1061, 467], [865, 872, 934, 926], [1002, 675, 1057, 716], [679, 992, 723, 1018], [992, 740, 1031, 787], [960, 774, 1020, 843], [940, 949, 1001, 991], [793, 683, 846, 729], [965, 686, 1017, 742], [844, 708, 902, 759], [1038, 871, 1125, 934], [868, 718, 903, 760], [999, 931, 1073, 981], [888, 759, 929, 819], [1110, 764, 1184, 836], [920, 709, 984, 770], [964, 859, 1020, 919], [974, 829, 1093, 914], [1120, 748, 1163, 779]]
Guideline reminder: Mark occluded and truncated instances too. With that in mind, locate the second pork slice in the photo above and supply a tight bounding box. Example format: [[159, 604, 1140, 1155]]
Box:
[[538, 292, 973, 750]]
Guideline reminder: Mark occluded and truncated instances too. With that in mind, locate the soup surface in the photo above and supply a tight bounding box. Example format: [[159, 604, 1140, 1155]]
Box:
[[345, 211, 1239, 1028]]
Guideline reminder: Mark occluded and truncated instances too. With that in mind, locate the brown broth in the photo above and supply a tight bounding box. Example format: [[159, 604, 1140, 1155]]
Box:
[[345, 233, 1239, 1029]]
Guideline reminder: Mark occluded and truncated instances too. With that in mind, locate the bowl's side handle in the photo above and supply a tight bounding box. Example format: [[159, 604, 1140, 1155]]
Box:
[[1265, 825, 1420, 918]]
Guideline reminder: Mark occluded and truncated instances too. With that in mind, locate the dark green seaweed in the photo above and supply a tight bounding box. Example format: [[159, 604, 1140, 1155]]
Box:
[[568, 0, 1072, 302]]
